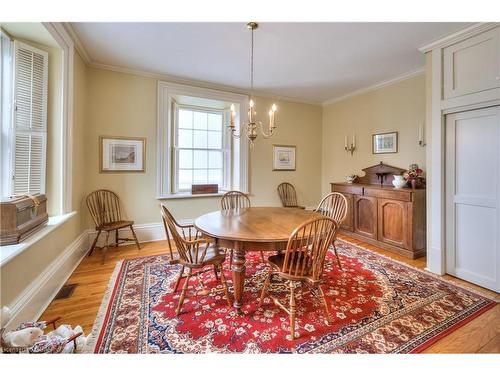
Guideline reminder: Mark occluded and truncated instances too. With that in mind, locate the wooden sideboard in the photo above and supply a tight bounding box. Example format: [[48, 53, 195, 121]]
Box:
[[331, 182, 426, 259]]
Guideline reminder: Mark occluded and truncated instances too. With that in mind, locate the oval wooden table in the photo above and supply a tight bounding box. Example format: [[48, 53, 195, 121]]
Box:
[[194, 207, 323, 314]]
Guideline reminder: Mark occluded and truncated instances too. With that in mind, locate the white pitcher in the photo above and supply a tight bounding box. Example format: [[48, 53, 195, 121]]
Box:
[[392, 175, 406, 189]]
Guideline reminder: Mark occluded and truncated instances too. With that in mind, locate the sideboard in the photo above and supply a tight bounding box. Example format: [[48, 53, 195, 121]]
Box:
[[331, 182, 426, 259]]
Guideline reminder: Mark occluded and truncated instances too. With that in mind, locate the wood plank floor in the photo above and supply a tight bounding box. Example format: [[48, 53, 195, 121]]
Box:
[[40, 235, 500, 353]]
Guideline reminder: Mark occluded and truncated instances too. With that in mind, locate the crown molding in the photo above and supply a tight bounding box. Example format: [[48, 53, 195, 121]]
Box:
[[418, 22, 500, 53], [63, 22, 91, 65], [322, 68, 425, 107]]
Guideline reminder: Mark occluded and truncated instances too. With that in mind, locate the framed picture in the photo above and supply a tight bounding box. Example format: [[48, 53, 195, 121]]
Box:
[[99, 136, 146, 173], [372, 132, 398, 154], [273, 145, 296, 171]]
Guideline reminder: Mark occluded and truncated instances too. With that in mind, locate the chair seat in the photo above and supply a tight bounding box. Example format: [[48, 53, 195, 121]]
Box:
[[97, 220, 134, 231], [268, 253, 313, 276], [185, 244, 225, 267]]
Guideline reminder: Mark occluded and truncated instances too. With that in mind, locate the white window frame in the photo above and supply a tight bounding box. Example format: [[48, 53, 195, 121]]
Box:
[[157, 81, 249, 199], [172, 103, 230, 194]]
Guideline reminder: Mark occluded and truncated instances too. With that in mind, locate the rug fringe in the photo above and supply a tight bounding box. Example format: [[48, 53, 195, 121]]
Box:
[[337, 238, 499, 302], [84, 260, 124, 353]]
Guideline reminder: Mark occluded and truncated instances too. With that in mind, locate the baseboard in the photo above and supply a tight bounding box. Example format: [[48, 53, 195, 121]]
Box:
[[87, 220, 194, 248], [5, 231, 90, 330]]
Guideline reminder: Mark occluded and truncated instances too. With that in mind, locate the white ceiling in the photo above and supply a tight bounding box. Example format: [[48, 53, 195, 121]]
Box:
[[71, 22, 471, 104]]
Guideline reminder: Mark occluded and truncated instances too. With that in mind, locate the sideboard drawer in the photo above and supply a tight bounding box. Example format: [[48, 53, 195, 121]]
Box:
[[331, 184, 363, 195], [363, 188, 412, 202]]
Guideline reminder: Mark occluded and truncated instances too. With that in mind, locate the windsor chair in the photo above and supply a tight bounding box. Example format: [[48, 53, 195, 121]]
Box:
[[258, 217, 339, 340], [315, 192, 348, 269], [220, 191, 265, 265], [86, 189, 140, 264], [277, 182, 305, 209], [161, 205, 231, 315]]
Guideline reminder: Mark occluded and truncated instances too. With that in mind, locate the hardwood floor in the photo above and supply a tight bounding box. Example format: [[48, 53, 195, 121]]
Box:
[[40, 234, 500, 353]]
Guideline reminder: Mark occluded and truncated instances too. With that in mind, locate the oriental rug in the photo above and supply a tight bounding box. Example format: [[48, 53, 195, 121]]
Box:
[[85, 240, 497, 353]]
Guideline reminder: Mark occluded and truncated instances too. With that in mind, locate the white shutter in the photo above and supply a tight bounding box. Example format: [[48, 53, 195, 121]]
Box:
[[12, 41, 48, 195]]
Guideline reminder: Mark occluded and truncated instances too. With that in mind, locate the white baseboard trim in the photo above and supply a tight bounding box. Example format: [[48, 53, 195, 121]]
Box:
[[6, 231, 90, 330]]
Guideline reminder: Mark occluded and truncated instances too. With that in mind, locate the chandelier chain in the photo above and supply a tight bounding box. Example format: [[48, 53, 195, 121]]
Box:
[[250, 26, 254, 97]]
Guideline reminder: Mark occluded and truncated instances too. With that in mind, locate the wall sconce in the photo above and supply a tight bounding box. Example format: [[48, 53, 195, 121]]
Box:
[[418, 122, 426, 147], [344, 133, 356, 156]]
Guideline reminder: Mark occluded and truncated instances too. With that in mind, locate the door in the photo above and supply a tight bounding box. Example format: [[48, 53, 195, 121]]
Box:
[[446, 106, 500, 292], [340, 193, 354, 231], [377, 199, 409, 249], [354, 195, 377, 239]]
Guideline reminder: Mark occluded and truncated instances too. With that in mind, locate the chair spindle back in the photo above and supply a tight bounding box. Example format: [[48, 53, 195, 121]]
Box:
[[282, 217, 338, 281], [315, 192, 348, 224], [277, 182, 299, 208], [86, 189, 124, 229], [221, 191, 251, 210], [160, 205, 207, 265]]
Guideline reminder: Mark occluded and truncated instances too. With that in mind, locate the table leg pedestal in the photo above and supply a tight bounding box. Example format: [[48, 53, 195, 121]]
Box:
[[231, 243, 246, 315]]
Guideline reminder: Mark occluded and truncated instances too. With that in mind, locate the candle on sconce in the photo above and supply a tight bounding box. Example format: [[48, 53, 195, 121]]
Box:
[[344, 135, 348, 148], [418, 123, 423, 143], [352, 133, 356, 147]]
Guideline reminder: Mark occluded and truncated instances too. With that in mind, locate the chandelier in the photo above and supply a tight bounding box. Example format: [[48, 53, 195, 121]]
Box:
[[227, 22, 277, 145]]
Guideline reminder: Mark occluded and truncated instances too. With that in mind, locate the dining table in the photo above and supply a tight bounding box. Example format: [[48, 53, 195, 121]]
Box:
[[194, 206, 323, 314]]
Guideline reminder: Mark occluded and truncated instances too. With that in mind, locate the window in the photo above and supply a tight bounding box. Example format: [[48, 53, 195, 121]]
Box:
[[157, 81, 249, 199], [173, 105, 229, 192], [0, 37, 48, 197]]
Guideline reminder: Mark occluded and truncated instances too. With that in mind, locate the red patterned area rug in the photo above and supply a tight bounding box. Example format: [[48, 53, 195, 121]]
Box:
[[85, 240, 497, 353]]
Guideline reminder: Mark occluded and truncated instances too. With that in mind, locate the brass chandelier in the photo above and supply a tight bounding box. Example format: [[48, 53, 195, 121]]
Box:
[[228, 22, 277, 145]]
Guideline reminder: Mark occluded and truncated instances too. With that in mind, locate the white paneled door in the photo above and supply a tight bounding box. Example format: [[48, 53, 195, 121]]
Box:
[[446, 106, 500, 292]]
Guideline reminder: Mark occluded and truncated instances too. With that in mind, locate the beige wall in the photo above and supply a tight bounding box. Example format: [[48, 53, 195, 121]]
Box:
[[321, 74, 426, 195], [84, 68, 324, 225], [1, 52, 88, 308]]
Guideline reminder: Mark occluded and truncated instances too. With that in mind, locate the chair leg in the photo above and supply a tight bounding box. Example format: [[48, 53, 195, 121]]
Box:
[[289, 282, 296, 340], [173, 266, 185, 292], [258, 269, 272, 308], [130, 225, 140, 250], [115, 229, 119, 247], [101, 231, 110, 265], [333, 242, 342, 270], [317, 284, 332, 324], [260, 250, 265, 263], [213, 264, 219, 280], [88, 230, 101, 256], [219, 264, 232, 307], [229, 249, 233, 269], [176, 269, 192, 315]]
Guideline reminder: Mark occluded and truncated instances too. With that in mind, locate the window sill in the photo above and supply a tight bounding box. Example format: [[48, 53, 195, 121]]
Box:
[[0, 211, 77, 268], [158, 192, 226, 200]]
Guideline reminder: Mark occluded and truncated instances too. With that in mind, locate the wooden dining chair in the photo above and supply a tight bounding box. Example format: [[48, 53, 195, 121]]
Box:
[[220, 191, 265, 264], [259, 217, 339, 340], [161, 205, 232, 315], [315, 192, 348, 269], [277, 182, 305, 209], [86, 189, 140, 264], [160, 204, 203, 263]]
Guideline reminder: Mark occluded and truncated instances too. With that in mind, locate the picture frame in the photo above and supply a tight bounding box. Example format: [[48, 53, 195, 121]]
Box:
[[273, 145, 296, 171], [372, 131, 398, 154], [99, 136, 146, 173]]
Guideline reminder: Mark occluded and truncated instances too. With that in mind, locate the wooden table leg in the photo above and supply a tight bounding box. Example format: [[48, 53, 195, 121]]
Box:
[[231, 242, 246, 315]]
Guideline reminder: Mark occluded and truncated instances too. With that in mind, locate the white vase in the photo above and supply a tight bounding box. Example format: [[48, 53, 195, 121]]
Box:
[[392, 175, 406, 189]]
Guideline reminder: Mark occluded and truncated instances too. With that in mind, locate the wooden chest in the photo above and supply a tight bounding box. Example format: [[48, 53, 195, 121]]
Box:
[[0, 194, 48, 245]]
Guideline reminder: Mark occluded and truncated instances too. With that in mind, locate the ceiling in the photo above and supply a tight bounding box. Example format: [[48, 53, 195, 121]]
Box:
[[71, 22, 471, 104]]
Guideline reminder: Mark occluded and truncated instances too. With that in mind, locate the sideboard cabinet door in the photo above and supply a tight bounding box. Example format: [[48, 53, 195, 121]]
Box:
[[377, 198, 409, 249], [443, 27, 500, 100], [340, 193, 354, 231], [354, 195, 377, 239]]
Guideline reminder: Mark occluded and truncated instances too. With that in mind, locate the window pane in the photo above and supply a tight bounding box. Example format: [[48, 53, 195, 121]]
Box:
[[208, 113, 222, 131], [178, 129, 193, 148], [178, 169, 192, 190], [193, 169, 208, 184], [208, 169, 222, 185], [193, 111, 207, 130], [178, 149, 193, 169], [208, 151, 222, 169], [193, 150, 207, 169], [193, 130, 207, 148], [208, 131, 222, 149], [178, 109, 193, 129]]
